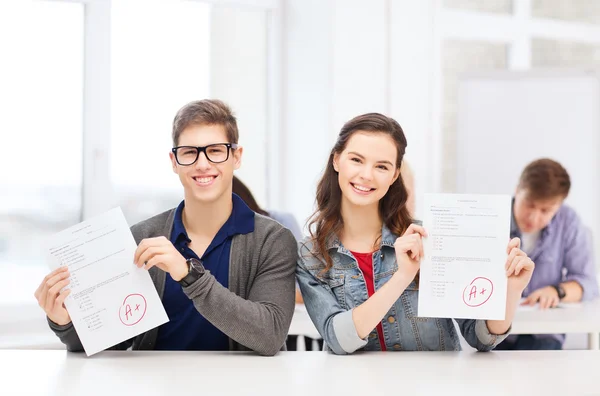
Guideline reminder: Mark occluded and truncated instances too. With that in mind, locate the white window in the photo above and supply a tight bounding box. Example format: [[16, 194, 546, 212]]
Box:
[[0, 0, 83, 306], [111, 0, 211, 225], [0, 0, 280, 348], [111, 0, 273, 224]]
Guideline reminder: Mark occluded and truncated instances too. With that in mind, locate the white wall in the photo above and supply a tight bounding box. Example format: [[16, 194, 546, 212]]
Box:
[[282, 0, 335, 230], [211, 6, 269, 207], [331, 0, 388, 131], [389, 0, 437, 219], [282, 0, 436, 229]]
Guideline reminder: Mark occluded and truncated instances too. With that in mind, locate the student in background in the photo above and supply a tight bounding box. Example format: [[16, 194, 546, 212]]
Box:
[[495, 158, 599, 350], [232, 176, 323, 350], [35, 99, 297, 355], [232, 176, 302, 241], [296, 112, 535, 354]]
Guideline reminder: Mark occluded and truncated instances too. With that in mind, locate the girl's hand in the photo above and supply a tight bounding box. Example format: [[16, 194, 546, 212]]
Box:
[[505, 237, 535, 295], [394, 224, 428, 281]]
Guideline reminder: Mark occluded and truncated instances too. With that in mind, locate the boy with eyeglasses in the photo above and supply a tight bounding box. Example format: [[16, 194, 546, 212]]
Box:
[[36, 99, 298, 355]]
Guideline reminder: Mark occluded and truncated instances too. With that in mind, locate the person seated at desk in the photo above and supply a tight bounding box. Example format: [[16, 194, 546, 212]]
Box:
[[495, 158, 599, 351], [34, 99, 297, 356], [296, 112, 535, 354]]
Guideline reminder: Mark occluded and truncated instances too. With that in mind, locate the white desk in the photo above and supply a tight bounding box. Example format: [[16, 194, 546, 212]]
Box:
[[511, 300, 600, 350], [289, 300, 600, 350], [2, 350, 599, 395]]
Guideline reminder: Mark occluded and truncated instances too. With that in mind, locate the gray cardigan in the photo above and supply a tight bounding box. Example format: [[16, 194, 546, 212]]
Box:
[[48, 208, 298, 356]]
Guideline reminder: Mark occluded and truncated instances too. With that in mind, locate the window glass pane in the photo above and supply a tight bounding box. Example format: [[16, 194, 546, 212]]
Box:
[[532, 0, 600, 25], [111, 0, 210, 225], [532, 38, 600, 67], [444, 0, 512, 14], [442, 40, 507, 192], [0, 0, 83, 305]]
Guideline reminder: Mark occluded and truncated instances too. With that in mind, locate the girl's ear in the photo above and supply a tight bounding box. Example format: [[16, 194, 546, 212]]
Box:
[[391, 168, 400, 186], [333, 153, 340, 172]]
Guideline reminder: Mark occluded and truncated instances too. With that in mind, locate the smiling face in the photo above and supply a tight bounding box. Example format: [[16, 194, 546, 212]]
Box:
[[170, 123, 242, 205], [332, 131, 400, 210]]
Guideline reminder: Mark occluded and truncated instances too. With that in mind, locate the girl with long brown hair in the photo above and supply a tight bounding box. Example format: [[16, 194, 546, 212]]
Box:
[[296, 113, 534, 354]]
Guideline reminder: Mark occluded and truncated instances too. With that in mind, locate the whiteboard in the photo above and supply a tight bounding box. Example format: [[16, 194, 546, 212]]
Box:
[[456, 69, 600, 260]]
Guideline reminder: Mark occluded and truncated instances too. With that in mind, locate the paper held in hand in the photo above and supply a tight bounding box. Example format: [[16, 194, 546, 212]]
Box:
[[417, 193, 511, 320], [46, 207, 168, 356]]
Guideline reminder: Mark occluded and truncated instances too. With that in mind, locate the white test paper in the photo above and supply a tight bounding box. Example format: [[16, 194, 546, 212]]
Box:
[[417, 194, 511, 320], [46, 207, 168, 356]]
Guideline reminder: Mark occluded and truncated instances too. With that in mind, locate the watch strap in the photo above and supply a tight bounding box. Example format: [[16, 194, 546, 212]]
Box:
[[551, 284, 566, 299]]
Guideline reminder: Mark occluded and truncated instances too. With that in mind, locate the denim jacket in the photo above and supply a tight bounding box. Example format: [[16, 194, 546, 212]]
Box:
[[296, 225, 509, 354]]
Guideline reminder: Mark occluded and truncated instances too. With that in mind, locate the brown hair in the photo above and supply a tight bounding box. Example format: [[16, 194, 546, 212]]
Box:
[[232, 176, 270, 217], [307, 113, 413, 274], [518, 158, 571, 200], [172, 99, 239, 146], [400, 161, 415, 216]]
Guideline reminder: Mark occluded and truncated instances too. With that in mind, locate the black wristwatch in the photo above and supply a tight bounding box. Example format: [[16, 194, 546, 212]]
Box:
[[177, 258, 205, 287], [552, 284, 566, 300]]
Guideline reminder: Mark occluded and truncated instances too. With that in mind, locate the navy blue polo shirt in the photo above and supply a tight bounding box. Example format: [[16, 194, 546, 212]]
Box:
[[154, 194, 255, 350]]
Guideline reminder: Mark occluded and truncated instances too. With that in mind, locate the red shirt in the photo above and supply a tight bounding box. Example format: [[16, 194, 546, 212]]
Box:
[[350, 251, 387, 351]]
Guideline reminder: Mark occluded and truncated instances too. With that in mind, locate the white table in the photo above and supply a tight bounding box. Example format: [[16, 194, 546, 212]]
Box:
[[2, 350, 599, 395], [289, 300, 600, 350], [511, 300, 600, 350]]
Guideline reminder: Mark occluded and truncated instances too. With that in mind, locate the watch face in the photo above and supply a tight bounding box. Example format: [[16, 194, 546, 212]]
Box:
[[180, 258, 204, 287], [187, 258, 198, 269]]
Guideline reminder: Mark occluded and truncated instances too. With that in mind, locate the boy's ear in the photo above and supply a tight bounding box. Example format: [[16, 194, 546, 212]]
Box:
[[170, 152, 178, 173], [233, 145, 243, 170]]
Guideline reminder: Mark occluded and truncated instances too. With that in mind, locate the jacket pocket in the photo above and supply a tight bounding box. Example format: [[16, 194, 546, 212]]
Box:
[[325, 274, 346, 309]]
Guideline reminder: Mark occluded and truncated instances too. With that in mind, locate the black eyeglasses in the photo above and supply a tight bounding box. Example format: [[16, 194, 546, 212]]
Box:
[[172, 143, 238, 165]]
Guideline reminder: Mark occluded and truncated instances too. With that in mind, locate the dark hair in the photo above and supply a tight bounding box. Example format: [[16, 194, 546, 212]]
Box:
[[232, 176, 269, 217], [518, 158, 571, 200], [307, 113, 413, 274], [172, 99, 239, 146]]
